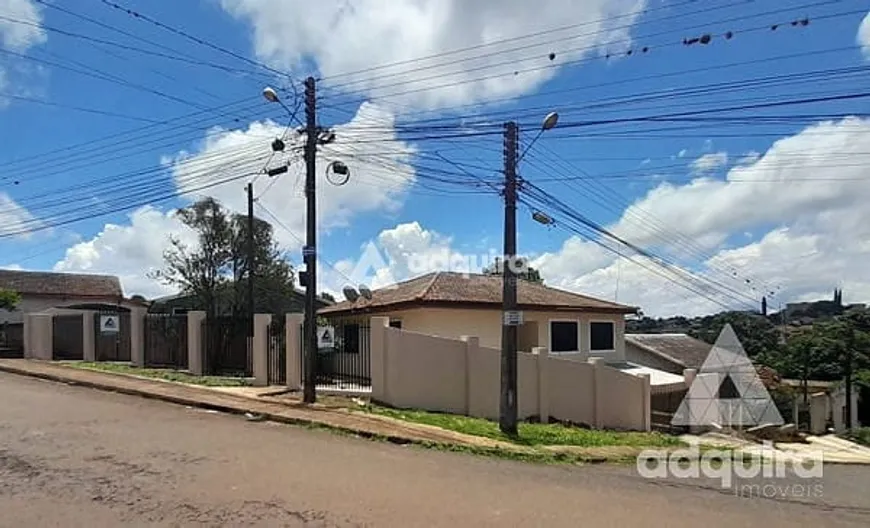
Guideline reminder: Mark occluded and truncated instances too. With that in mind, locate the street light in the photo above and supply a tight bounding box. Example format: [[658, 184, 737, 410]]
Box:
[[262, 80, 347, 404], [500, 111, 558, 435], [518, 111, 559, 163], [262, 87, 280, 103]]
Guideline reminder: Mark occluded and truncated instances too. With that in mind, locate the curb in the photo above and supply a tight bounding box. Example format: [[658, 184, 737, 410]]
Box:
[[0, 363, 689, 465], [0, 364, 504, 453]]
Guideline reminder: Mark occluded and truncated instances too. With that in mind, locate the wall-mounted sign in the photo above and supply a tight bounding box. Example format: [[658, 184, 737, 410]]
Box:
[[100, 315, 120, 334], [317, 325, 335, 349], [503, 310, 524, 326]]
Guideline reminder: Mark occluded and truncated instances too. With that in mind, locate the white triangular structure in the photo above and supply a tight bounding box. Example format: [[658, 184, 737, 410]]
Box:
[[672, 324, 784, 427]]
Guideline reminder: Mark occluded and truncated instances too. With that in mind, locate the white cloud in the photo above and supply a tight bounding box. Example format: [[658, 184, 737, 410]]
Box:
[[55, 104, 416, 298], [858, 11, 870, 59], [0, 0, 45, 51], [168, 102, 415, 252], [0, 191, 38, 239], [54, 206, 195, 298], [531, 117, 870, 316], [0, 0, 45, 106], [220, 0, 647, 111], [690, 151, 728, 174], [320, 221, 491, 295], [737, 151, 760, 165]]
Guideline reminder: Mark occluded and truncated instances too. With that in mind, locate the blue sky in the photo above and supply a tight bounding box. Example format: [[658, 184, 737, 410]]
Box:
[[1, 0, 869, 316]]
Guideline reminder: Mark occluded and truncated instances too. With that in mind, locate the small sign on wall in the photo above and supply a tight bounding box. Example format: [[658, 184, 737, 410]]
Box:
[[503, 310, 524, 326], [317, 325, 335, 349], [100, 315, 120, 334]]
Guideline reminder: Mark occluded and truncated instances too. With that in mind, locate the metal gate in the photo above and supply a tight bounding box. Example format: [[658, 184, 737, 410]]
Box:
[[53, 314, 84, 360], [144, 314, 188, 369], [651, 388, 688, 434], [267, 317, 286, 385], [94, 311, 131, 362], [202, 316, 251, 376], [316, 317, 371, 389], [0, 322, 23, 358]]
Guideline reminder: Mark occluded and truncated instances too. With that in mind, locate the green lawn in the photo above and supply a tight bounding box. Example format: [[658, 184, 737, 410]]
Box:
[[62, 361, 252, 387], [843, 427, 870, 447], [365, 406, 683, 448]]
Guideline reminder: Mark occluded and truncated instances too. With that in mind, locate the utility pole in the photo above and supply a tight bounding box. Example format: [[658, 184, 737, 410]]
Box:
[[500, 121, 519, 435], [845, 326, 855, 430], [246, 182, 255, 340], [302, 76, 318, 404]]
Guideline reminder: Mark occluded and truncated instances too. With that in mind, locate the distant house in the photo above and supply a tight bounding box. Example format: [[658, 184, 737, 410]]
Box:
[[319, 271, 638, 357], [148, 287, 331, 316], [0, 269, 141, 324], [624, 333, 712, 375]]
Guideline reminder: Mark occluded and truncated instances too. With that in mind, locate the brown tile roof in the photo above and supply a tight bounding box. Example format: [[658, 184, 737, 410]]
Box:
[[320, 272, 637, 315], [625, 333, 712, 370], [0, 269, 123, 298]]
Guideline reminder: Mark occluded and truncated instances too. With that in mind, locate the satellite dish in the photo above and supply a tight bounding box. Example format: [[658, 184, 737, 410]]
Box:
[[359, 284, 373, 300], [343, 286, 360, 302]]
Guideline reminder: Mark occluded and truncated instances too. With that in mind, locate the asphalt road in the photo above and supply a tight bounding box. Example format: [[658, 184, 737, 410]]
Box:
[[1, 373, 869, 527]]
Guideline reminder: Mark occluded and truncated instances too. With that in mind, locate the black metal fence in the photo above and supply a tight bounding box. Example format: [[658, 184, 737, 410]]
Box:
[[267, 317, 286, 385], [0, 323, 23, 358], [202, 316, 251, 377], [53, 314, 84, 360], [316, 317, 371, 389], [144, 314, 188, 369]]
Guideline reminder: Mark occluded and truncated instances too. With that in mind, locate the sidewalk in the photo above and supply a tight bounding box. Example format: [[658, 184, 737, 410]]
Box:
[[0, 359, 529, 453]]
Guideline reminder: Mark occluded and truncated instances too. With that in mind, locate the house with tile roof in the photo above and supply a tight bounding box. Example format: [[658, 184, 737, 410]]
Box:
[[624, 333, 713, 375], [0, 269, 142, 325], [320, 271, 639, 360]]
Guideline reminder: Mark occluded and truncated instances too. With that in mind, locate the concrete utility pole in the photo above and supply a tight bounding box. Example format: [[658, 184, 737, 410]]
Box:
[[302, 76, 318, 404], [500, 121, 519, 435], [261, 82, 344, 405], [246, 182, 255, 339], [845, 326, 855, 430]]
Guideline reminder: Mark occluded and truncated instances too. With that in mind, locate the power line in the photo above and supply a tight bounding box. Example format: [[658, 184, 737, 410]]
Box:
[[317, 0, 717, 83], [323, 4, 858, 107]]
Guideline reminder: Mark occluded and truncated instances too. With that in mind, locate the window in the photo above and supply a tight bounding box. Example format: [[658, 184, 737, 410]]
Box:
[[389, 319, 402, 329], [590, 321, 615, 351], [171, 308, 189, 315], [342, 324, 360, 354], [550, 321, 578, 353]]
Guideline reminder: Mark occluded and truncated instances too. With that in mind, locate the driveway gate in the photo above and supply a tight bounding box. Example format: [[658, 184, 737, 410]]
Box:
[[144, 314, 188, 369], [316, 317, 371, 389], [202, 316, 251, 376], [53, 314, 84, 360], [94, 311, 131, 362]]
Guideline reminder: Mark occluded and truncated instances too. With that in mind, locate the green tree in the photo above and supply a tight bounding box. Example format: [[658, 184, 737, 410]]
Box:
[[151, 197, 294, 317], [0, 289, 20, 311], [482, 257, 544, 284], [320, 292, 336, 303]]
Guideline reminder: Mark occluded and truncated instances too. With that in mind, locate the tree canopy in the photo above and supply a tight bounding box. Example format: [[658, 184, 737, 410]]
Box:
[[628, 302, 870, 389], [0, 289, 20, 311], [482, 257, 544, 284], [151, 197, 295, 317]]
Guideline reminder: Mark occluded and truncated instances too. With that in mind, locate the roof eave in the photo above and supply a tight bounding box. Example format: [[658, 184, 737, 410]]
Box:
[[320, 299, 638, 316]]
